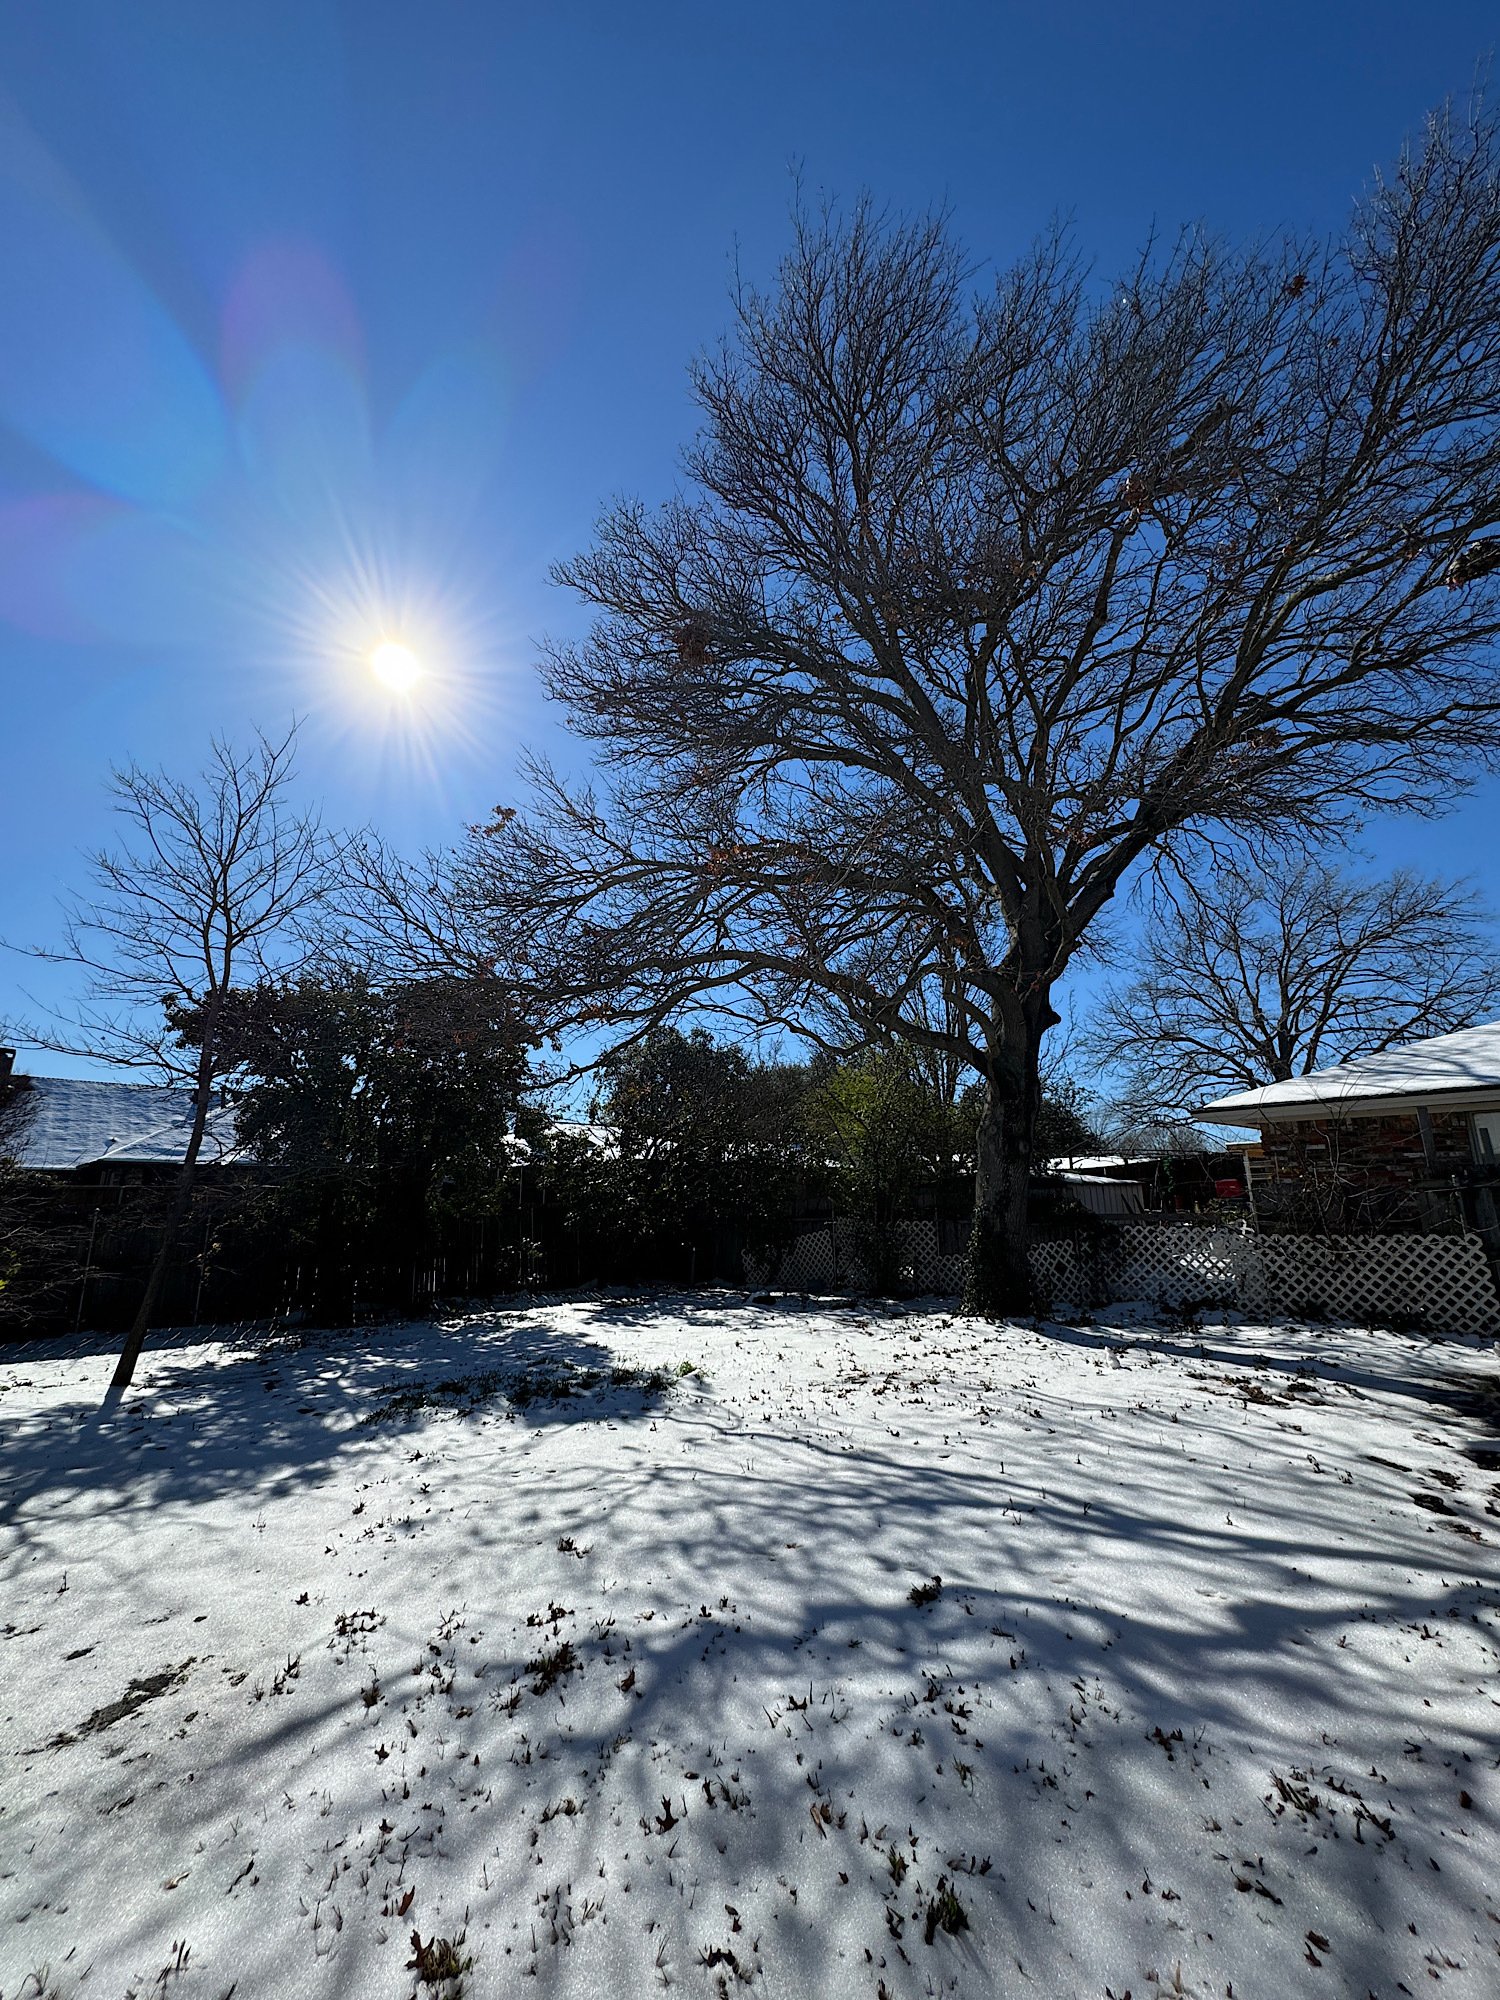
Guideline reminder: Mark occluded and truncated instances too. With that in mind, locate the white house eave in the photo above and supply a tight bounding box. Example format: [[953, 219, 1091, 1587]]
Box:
[[1198, 1086, 1500, 1126]]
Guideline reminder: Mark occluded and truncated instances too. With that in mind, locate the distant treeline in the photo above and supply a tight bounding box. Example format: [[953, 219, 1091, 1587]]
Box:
[[1, 984, 1105, 1335]]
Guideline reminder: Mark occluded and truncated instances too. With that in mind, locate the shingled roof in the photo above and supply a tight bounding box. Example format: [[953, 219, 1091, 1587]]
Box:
[[1, 1075, 242, 1169]]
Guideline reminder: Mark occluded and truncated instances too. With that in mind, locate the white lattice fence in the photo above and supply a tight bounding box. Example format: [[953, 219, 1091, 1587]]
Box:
[[1020, 1226, 1248, 1310], [746, 1224, 848, 1292], [1241, 1232, 1500, 1336], [747, 1216, 1500, 1333], [747, 1219, 963, 1294], [894, 1220, 967, 1293], [1029, 1237, 1087, 1304], [1110, 1225, 1246, 1307], [1035, 1223, 1500, 1334]]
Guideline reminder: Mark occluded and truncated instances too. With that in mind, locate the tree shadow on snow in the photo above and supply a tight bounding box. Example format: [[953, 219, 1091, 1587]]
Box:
[[1030, 1311, 1498, 1421], [449, 1387, 1499, 1998], [5, 1295, 1497, 1999], [0, 1306, 675, 1546]]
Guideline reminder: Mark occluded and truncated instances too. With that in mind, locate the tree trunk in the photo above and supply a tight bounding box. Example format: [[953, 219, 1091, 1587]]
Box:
[[961, 1006, 1048, 1319], [106, 1054, 216, 1401]]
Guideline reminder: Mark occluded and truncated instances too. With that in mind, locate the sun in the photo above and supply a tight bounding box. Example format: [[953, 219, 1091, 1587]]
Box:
[[369, 638, 422, 693]]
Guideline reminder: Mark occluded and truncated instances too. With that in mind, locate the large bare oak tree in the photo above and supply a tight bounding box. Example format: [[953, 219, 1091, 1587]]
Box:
[[472, 103, 1500, 1314]]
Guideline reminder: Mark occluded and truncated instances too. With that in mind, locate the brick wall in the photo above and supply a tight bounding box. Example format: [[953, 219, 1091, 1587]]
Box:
[[1256, 1108, 1474, 1233]]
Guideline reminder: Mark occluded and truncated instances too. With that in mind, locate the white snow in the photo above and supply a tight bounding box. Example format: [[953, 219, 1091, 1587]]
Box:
[[2, 1295, 1498, 2000], [5, 1078, 241, 1171], [1199, 1020, 1500, 1123]]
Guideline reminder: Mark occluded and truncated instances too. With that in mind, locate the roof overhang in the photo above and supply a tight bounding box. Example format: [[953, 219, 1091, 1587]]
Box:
[[1198, 1087, 1500, 1127]]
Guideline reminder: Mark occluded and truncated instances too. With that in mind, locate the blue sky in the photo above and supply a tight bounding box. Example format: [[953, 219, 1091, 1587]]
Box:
[[2, 1, 1498, 1072]]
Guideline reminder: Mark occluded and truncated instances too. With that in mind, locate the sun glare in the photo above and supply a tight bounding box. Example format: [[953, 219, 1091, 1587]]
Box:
[[283, 549, 519, 787], [369, 638, 422, 693]]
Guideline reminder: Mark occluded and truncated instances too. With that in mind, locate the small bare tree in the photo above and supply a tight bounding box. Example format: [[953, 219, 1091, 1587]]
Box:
[[1090, 857, 1500, 1117], [26, 728, 335, 1398], [466, 100, 1500, 1314]]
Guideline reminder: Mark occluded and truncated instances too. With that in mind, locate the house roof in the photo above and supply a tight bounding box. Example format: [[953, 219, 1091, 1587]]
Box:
[[2, 1075, 242, 1170], [546, 1119, 618, 1154], [1198, 1021, 1500, 1126]]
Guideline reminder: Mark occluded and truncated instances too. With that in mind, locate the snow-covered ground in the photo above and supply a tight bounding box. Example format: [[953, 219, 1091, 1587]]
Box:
[[2, 1295, 1498, 2000]]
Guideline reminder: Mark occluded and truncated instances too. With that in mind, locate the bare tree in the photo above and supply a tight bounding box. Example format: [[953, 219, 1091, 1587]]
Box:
[[25, 728, 336, 1397], [466, 100, 1500, 1314], [335, 829, 510, 984], [1089, 857, 1500, 1118]]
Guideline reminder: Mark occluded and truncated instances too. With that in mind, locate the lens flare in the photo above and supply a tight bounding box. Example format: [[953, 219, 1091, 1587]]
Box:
[[369, 638, 421, 692]]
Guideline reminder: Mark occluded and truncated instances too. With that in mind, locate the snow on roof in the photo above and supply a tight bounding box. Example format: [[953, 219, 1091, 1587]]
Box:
[[545, 1118, 618, 1154], [3, 1076, 242, 1170], [1198, 1020, 1500, 1125], [1043, 1154, 1153, 1173]]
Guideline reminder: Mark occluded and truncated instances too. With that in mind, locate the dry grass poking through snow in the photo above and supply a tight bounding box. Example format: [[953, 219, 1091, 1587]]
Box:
[[1, 1295, 1498, 2000]]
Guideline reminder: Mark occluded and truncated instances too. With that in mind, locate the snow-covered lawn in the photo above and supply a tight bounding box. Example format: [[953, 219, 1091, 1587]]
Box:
[[2, 1295, 1498, 2000]]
